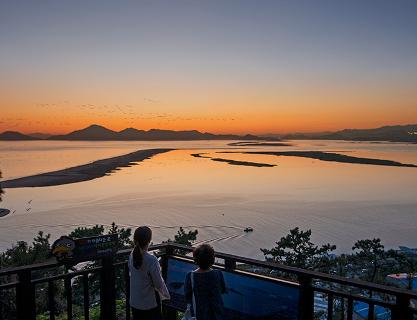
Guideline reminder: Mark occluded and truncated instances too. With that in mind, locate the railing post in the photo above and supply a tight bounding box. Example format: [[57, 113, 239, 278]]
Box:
[[347, 296, 353, 320], [161, 244, 176, 320], [16, 269, 36, 320], [0, 289, 3, 320], [297, 275, 314, 320], [161, 244, 174, 280], [124, 263, 131, 320], [48, 280, 56, 320], [392, 293, 411, 320], [83, 274, 90, 320], [224, 258, 236, 271], [100, 256, 116, 320], [327, 293, 333, 320]]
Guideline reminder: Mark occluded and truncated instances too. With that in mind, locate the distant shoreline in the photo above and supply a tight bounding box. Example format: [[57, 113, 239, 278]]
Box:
[[1, 148, 173, 188], [1, 123, 416, 143]]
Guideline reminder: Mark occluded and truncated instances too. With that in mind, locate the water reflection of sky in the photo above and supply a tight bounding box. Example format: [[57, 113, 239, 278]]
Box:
[[0, 140, 417, 256]]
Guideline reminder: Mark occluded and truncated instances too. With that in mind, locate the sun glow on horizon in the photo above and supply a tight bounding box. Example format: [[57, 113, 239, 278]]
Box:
[[1, 1, 417, 135]]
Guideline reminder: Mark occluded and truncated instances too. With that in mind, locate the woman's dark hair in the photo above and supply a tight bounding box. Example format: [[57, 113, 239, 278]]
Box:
[[193, 244, 215, 270], [132, 226, 152, 269]]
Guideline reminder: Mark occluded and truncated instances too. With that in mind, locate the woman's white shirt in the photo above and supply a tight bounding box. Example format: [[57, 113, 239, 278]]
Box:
[[128, 251, 170, 310]]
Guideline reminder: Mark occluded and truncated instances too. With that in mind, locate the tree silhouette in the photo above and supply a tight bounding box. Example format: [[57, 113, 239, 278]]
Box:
[[352, 238, 385, 283], [261, 227, 336, 270], [0, 231, 51, 267], [171, 227, 198, 246], [163, 227, 198, 255]]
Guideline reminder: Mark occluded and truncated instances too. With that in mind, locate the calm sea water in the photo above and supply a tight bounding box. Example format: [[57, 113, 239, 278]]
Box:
[[0, 140, 416, 258]]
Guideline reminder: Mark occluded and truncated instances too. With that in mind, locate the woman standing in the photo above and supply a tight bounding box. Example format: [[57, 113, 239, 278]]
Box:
[[129, 226, 170, 320], [184, 244, 226, 320]]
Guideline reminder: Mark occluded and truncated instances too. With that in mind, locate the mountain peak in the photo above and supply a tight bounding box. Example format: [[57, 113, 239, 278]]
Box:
[[82, 124, 114, 132], [48, 124, 117, 140], [119, 127, 144, 133], [86, 124, 107, 129]]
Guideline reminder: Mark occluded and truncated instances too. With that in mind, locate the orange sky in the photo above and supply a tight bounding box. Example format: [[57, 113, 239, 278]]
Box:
[[1, 1, 417, 135], [1, 79, 416, 135]]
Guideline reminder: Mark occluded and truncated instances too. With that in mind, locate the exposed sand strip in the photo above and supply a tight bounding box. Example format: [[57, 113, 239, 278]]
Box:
[[191, 153, 211, 158], [210, 158, 276, 167], [1, 148, 174, 188], [228, 141, 292, 147], [221, 151, 417, 167], [191, 153, 276, 167]]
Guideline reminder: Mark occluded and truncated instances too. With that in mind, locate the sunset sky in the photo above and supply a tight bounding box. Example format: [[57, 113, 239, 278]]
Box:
[[1, 1, 417, 135]]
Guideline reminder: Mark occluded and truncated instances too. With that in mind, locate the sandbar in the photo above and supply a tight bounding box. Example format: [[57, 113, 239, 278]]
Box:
[[191, 153, 211, 158], [228, 141, 291, 147], [191, 153, 275, 167], [221, 151, 417, 167], [211, 158, 276, 167], [1, 148, 174, 188]]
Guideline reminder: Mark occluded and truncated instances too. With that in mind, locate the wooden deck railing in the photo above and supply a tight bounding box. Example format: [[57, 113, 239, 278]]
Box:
[[0, 242, 416, 320]]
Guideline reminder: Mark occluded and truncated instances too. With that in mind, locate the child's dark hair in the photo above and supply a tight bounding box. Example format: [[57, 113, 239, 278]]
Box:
[[193, 243, 215, 270], [132, 226, 152, 269]]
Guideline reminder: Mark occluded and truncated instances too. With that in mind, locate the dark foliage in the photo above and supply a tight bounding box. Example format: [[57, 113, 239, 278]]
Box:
[[261, 227, 336, 271]]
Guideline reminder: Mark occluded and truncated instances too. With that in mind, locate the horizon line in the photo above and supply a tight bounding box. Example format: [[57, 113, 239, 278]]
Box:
[[1, 122, 417, 137]]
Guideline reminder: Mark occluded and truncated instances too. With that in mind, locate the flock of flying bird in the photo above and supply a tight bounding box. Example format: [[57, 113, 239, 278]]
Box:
[[2, 99, 238, 131], [7, 199, 32, 216]]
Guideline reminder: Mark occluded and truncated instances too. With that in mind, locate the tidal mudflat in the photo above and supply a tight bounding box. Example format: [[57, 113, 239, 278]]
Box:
[[1, 140, 417, 257]]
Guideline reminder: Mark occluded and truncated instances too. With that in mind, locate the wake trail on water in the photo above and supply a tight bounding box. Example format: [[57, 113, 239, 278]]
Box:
[[0, 222, 245, 231], [0, 223, 248, 248], [194, 233, 245, 245]]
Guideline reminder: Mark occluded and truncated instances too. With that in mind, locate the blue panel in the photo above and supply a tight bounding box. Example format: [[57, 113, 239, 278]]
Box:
[[165, 258, 299, 320], [354, 302, 391, 320]]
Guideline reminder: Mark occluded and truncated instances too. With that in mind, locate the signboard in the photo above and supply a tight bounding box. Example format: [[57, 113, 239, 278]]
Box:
[[165, 258, 299, 320], [52, 234, 118, 263]]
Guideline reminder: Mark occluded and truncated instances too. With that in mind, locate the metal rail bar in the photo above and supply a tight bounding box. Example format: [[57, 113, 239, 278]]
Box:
[[0, 242, 414, 320]]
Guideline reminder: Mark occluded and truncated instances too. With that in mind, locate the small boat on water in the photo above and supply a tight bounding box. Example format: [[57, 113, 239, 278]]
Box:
[[244, 227, 254, 233]]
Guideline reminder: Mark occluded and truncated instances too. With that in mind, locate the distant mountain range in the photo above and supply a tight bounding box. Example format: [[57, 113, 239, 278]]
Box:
[[281, 124, 417, 142], [28, 132, 52, 139], [0, 131, 37, 140], [0, 125, 265, 141], [1, 124, 416, 142]]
